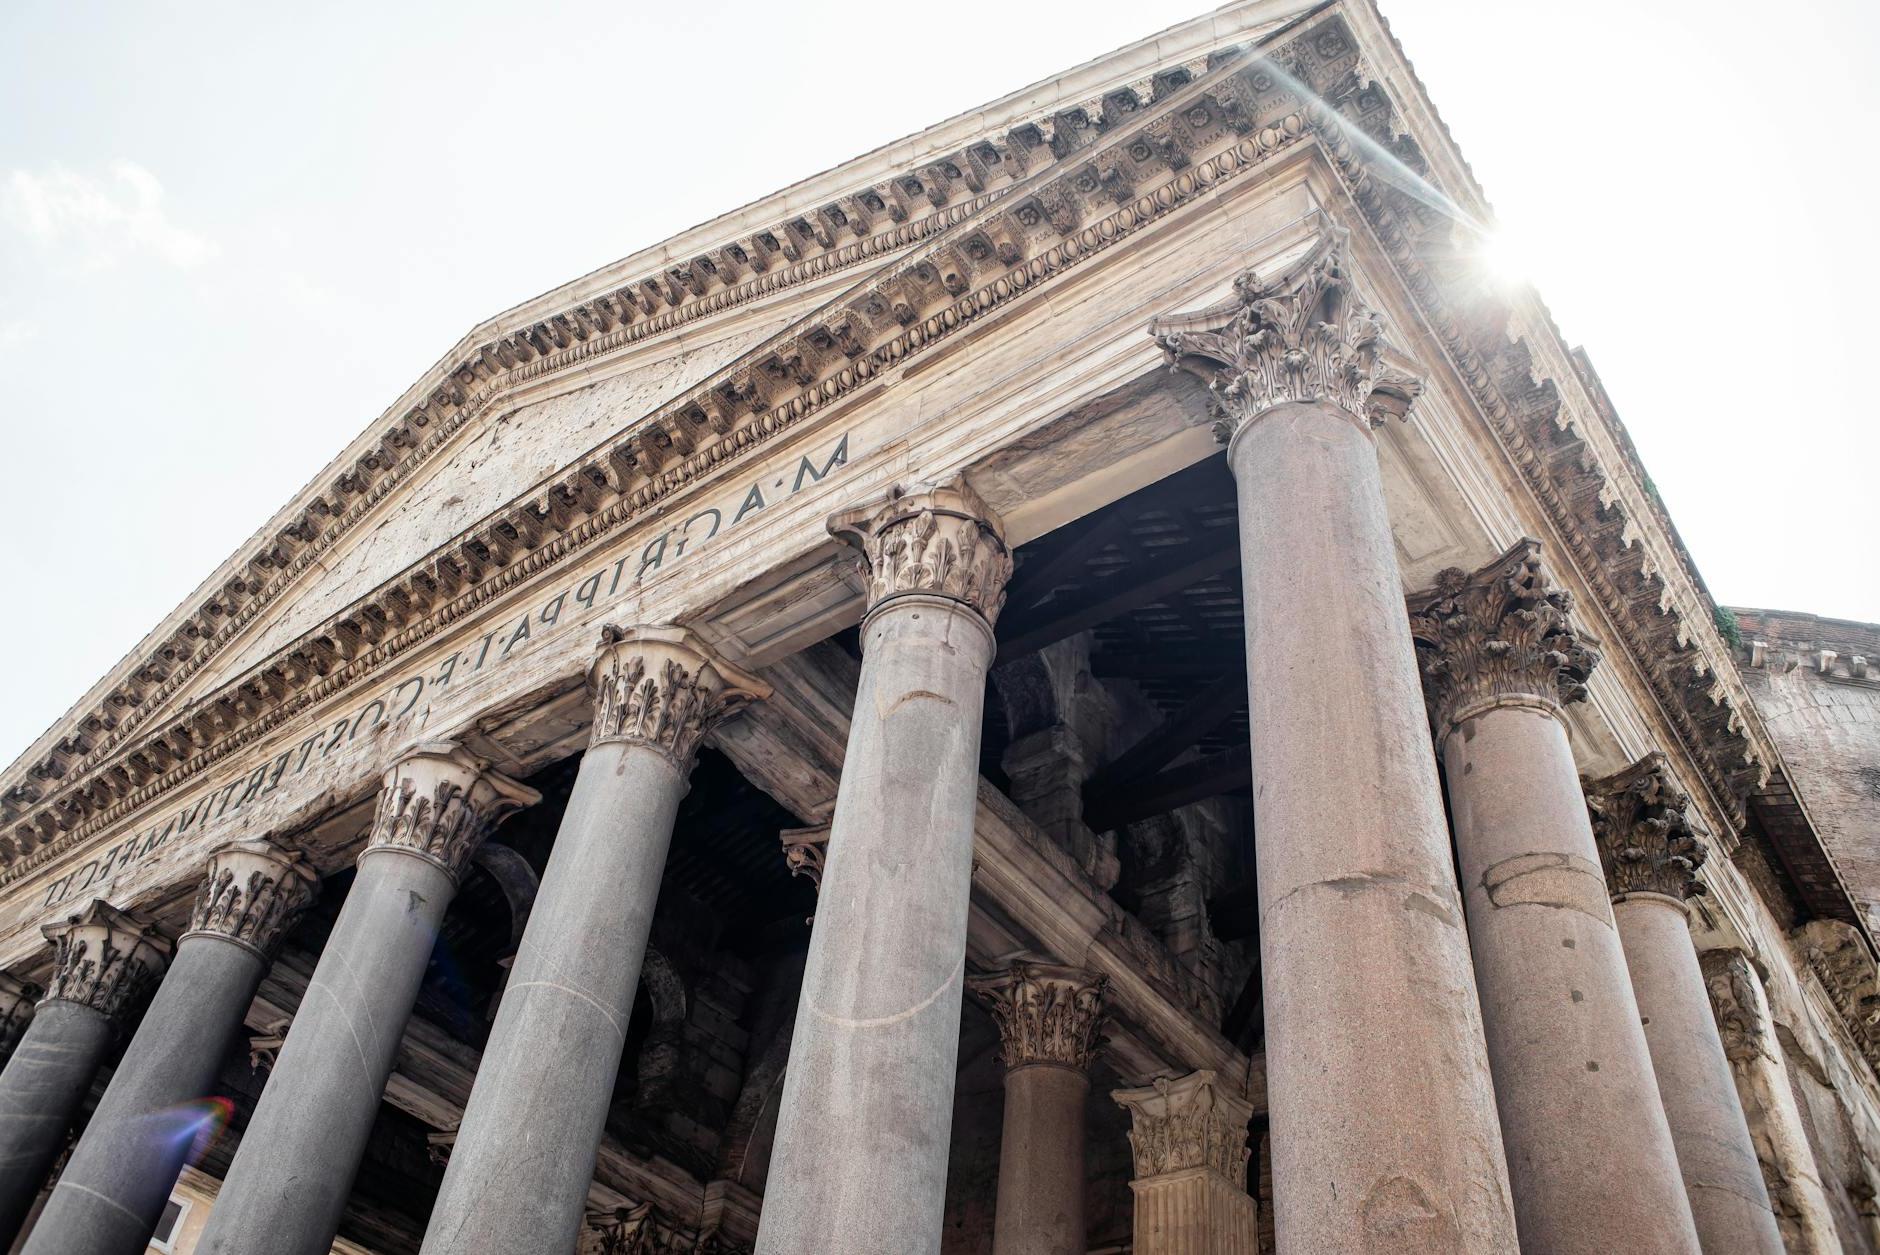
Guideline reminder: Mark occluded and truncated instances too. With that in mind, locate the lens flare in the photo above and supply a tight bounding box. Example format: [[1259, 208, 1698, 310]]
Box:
[[133, 1097, 235, 1166]]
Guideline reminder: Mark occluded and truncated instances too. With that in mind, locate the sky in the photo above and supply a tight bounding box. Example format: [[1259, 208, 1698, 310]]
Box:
[[1, 0, 1876, 770]]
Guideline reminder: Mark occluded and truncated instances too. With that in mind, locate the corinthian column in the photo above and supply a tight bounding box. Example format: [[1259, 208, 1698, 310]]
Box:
[[422, 627, 765, 1255], [1407, 540, 1699, 1253], [199, 742, 536, 1255], [1703, 947, 1836, 1251], [1586, 755, 1782, 1253], [26, 841, 317, 1255], [969, 961, 1105, 1255], [0, 901, 170, 1246], [756, 481, 1011, 1255], [0, 973, 39, 1068], [1112, 1071, 1257, 1253], [1152, 230, 1517, 1251]]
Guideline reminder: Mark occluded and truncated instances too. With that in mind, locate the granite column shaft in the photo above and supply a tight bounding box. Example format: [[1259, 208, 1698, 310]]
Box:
[[421, 627, 763, 1255], [197, 743, 534, 1255], [755, 483, 1011, 1255], [23, 842, 315, 1255]]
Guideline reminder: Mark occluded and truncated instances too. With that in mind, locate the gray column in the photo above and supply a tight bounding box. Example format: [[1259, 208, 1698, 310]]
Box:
[[969, 961, 1105, 1255], [755, 481, 1012, 1255], [421, 627, 764, 1255], [1587, 754, 1785, 1254], [1703, 946, 1836, 1252], [0, 973, 39, 1070], [1153, 230, 1518, 1250], [1112, 1071, 1258, 1253], [24, 841, 316, 1255], [1408, 540, 1700, 1253], [197, 742, 535, 1255], [0, 902, 169, 1246]]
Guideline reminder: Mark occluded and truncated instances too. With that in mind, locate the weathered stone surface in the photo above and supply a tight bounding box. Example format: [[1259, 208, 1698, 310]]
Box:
[[1113, 1071, 1257, 1254]]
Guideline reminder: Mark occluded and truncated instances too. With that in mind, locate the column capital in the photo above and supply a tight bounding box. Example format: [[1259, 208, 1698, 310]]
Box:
[[184, 839, 320, 961], [1113, 1069, 1255, 1186], [1407, 538, 1599, 737], [968, 959, 1106, 1073], [588, 625, 769, 767], [1150, 228, 1423, 442], [778, 824, 830, 890], [827, 480, 1012, 626], [364, 741, 540, 882], [39, 900, 171, 1023], [0, 971, 40, 1058], [1583, 752, 1709, 904]]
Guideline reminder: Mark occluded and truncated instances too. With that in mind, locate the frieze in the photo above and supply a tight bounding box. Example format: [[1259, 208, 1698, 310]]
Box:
[[20, 428, 858, 912]]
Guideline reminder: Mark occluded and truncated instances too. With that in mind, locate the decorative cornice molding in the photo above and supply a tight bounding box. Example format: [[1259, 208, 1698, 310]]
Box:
[[362, 741, 539, 883], [39, 899, 171, 1022], [1407, 537, 1598, 738], [1113, 1069, 1254, 1185], [967, 960, 1107, 1073], [0, 971, 39, 1059], [588, 626, 768, 767], [1151, 228, 1423, 440], [1584, 752, 1708, 904], [828, 481, 1012, 625], [0, 33, 1333, 882], [183, 839, 319, 960]]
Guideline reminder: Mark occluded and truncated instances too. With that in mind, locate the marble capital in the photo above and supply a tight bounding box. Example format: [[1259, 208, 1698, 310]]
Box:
[[184, 839, 320, 960], [1584, 752, 1709, 903], [588, 625, 769, 766], [39, 899, 171, 1022], [968, 960, 1106, 1073], [1408, 537, 1599, 736], [364, 741, 540, 882], [0, 972, 40, 1058], [1113, 1070, 1254, 1185], [828, 480, 1012, 625], [1150, 228, 1423, 442]]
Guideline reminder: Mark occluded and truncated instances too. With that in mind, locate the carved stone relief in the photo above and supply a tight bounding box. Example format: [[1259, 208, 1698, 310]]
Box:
[[967, 960, 1107, 1072], [39, 899, 171, 1022], [1584, 753, 1709, 902], [589, 626, 768, 767], [364, 741, 540, 882], [185, 838, 319, 959], [828, 481, 1012, 624]]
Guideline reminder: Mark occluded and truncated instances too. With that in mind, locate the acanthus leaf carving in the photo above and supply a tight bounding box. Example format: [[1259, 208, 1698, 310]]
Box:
[[365, 741, 539, 882], [1150, 228, 1422, 440], [1112, 1069, 1254, 1185], [1407, 537, 1599, 736], [828, 481, 1012, 624], [1584, 752, 1709, 903], [588, 626, 768, 766], [186, 838, 320, 959], [40, 899, 172, 1023], [968, 960, 1106, 1072]]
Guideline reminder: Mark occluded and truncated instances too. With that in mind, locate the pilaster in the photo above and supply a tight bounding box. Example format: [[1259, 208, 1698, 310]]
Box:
[[1112, 1071, 1257, 1255]]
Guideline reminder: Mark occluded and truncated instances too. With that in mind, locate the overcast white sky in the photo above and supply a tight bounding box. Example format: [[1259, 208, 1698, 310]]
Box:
[[2, 0, 1876, 769]]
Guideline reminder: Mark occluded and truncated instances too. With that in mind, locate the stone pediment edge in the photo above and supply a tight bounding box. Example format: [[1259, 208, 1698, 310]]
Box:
[[0, 4, 1323, 827], [0, 7, 1358, 875]]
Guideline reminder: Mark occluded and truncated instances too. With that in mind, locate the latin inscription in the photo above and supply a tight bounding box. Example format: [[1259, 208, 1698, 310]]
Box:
[[37, 433, 852, 910]]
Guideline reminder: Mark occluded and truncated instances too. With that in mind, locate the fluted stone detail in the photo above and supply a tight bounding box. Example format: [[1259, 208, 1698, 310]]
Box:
[[1586, 753, 1709, 902], [40, 900, 170, 1022], [968, 961, 1106, 1072], [366, 741, 540, 882], [1151, 229, 1423, 440], [0, 973, 39, 1061], [828, 481, 1012, 624], [1408, 537, 1599, 736], [588, 625, 767, 765], [185, 839, 319, 960]]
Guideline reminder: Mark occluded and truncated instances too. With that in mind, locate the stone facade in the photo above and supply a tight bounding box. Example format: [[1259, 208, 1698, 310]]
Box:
[[0, 3, 1875, 1254]]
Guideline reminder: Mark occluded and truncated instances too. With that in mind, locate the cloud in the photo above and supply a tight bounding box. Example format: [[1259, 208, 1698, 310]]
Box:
[[2, 161, 215, 270]]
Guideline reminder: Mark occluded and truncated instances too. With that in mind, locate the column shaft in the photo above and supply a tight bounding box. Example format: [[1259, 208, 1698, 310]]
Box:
[[1621, 898, 1785, 1253], [199, 744, 534, 1255], [1229, 401, 1514, 1251], [0, 1002, 118, 1241], [1442, 707, 1698, 1252], [994, 1064, 1088, 1255], [756, 595, 992, 1253]]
